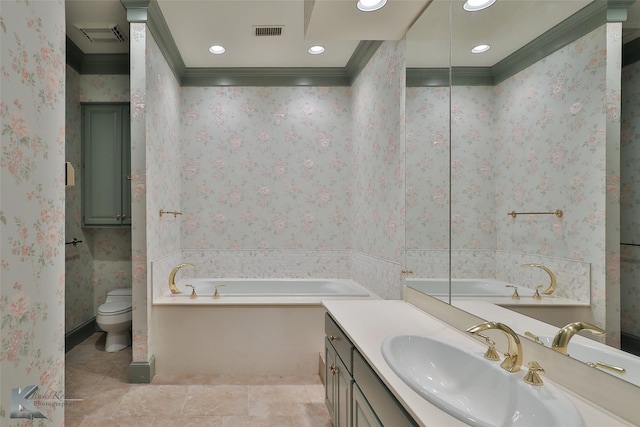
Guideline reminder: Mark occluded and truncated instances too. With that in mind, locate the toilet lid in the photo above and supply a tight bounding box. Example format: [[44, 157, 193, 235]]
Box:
[[98, 301, 132, 315], [108, 288, 132, 297]]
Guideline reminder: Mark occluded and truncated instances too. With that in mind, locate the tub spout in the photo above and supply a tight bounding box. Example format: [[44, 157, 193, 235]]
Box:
[[551, 321, 605, 355], [168, 263, 195, 294], [521, 263, 556, 295]]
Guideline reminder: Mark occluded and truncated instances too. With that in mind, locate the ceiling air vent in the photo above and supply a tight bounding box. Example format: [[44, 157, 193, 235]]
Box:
[[75, 23, 127, 43], [253, 25, 284, 37]]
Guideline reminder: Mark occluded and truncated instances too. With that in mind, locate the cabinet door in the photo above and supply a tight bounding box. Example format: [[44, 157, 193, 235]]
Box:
[[120, 104, 131, 225], [82, 104, 130, 226], [325, 338, 337, 422], [353, 384, 382, 427], [335, 355, 353, 427]]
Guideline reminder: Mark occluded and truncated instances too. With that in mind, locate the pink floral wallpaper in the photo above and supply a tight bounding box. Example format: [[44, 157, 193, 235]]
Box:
[[1, 1, 66, 424], [621, 59, 640, 339]]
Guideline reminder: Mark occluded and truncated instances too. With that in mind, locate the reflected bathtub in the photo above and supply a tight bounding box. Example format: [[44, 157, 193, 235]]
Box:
[[405, 278, 538, 298]]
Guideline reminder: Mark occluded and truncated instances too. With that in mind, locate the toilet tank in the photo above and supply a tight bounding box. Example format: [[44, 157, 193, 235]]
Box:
[[105, 288, 132, 303]]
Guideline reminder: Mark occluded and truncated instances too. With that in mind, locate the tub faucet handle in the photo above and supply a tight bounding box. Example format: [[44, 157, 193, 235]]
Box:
[[185, 284, 197, 299], [533, 285, 543, 300], [213, 284, 225, 299], [505, 285, 520, 300]]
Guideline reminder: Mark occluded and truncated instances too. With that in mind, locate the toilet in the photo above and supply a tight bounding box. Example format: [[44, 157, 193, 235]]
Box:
[[96, 288, 132, 352]]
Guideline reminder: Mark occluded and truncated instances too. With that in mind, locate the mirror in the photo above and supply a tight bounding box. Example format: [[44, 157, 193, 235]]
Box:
[[405, 0, 640, 387]]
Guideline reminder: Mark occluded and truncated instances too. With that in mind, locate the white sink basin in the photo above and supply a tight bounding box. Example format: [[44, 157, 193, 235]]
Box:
[[537, 336, 640, 387], [381, 334, 584, 427]]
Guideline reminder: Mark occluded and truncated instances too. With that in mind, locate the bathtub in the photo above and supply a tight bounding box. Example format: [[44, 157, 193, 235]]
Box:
[[405, 278, 538, 298], [169, 278, 371, 298], [152, 278, 375, 376]]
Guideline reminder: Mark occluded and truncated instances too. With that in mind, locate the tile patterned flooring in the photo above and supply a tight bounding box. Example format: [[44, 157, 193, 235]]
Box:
[[65, 333, 332, 426]]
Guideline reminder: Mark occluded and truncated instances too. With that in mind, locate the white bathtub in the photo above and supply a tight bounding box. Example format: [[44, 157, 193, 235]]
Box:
[[170, 278, 370, 298], [152, 278, 375, 376], [405, 278, 538, 298]]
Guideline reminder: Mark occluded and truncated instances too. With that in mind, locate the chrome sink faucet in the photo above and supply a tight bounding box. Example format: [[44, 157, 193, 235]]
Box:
[[521, 263, 556, 295], [466, 321, 523, 373], [551, 321, 605, 355], [168, 262, 195, 294]]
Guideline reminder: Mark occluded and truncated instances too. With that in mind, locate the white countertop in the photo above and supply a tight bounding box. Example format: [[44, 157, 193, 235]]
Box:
[[322, 299, 634, 427]]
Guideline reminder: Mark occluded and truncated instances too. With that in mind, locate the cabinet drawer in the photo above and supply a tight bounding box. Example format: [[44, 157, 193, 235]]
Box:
[[325, 313, 354, 373], [353, 350, 418, 427]]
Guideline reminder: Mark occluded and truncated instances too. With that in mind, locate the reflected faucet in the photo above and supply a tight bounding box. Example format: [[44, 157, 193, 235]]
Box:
[[168, 262, 195, 294], [466, 321, 523, 373], [521, 263, 556, 295], [551, 321, 605, 355]]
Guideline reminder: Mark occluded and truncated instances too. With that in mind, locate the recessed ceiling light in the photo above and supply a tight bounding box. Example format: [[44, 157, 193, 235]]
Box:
[[471, 44, 491, 54], [463, 0, 496, 12], [357, 0, 387, 12], [308, 45, 325, 55], [208, 45, 225, 55]]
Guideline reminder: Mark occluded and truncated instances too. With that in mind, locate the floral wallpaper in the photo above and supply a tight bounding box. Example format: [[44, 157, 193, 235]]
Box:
[[621, 59, 640, 339], [179, 87, 352, 250], [350, 40, 406, 298], [1, 1, 66, 424], [65, 67, 131, 333]]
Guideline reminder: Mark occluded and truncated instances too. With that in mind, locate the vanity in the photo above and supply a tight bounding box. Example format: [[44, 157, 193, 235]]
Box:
[[323, 298, 637, 427]]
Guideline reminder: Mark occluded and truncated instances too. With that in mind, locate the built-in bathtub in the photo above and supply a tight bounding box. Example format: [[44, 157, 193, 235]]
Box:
[[152, 278, 376, 376], [168, 278, 370, 299]]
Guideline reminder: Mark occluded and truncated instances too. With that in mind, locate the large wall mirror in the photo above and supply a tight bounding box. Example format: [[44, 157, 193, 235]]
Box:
[[404, 0, 640, 389]]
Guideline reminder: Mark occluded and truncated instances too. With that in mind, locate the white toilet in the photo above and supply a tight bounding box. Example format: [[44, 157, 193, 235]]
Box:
[[96, 288, 132, 352]]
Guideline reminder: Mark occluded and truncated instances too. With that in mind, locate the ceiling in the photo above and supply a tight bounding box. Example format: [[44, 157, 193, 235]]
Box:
[[66, 0, 640, 70]]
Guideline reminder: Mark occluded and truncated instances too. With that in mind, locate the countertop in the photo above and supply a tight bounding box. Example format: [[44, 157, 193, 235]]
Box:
[[322, 299, 634, 427]]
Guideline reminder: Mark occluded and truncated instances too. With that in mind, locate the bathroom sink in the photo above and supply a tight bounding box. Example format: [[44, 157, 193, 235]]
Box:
[[537, 336, 640, 387], [381, 334, 584, 427]]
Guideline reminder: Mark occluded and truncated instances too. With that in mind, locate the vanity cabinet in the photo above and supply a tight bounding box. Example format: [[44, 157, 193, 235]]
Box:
[[325, 313, 417, 427], [81, 103, 131, 227]]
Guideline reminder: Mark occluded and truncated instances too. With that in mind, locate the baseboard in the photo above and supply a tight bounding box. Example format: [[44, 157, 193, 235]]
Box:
[[65, 317, 97, 353], [129, 355, 155, 383], [621, 332, 640, 357]]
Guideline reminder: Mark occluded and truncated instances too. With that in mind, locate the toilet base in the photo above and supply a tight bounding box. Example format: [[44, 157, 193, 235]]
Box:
[[105, 330, 131, 352]]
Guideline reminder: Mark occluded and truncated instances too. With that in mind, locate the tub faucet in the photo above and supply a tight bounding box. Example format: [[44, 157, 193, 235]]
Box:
[[466, 321, 523, 372], [168, 263, 195, 294], [551, 321, 605, 355], [521, 263, 556, 295]]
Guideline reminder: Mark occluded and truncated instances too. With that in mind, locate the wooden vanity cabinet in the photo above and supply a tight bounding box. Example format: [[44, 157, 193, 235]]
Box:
[[325, 313, 418, 427]]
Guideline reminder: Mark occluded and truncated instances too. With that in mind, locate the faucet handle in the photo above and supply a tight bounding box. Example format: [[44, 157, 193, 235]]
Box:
[[185, 284, 197, 299], [523, 361, 545, 386], [505, 285, 520, 300], [213, 284, 225, 299], [533, 285, 543, 300], [477, 333, 500, 361]]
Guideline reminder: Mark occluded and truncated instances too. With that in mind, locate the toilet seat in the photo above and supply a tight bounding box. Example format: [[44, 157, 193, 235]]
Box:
[[98, 301, 132, 316]]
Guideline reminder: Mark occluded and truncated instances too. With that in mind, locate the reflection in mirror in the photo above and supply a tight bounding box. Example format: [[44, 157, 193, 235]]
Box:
[[405, 0, 640, 386]]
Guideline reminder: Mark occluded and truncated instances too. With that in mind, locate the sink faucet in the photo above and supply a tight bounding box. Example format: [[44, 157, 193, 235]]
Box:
[[521, 263, 556, 295], [551, 321, 605, 355], [466, 321, 523, 373], [168, 262, 195, 294]]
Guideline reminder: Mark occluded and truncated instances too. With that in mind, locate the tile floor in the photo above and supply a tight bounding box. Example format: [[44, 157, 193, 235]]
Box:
[[65, 333, 332, 427]]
